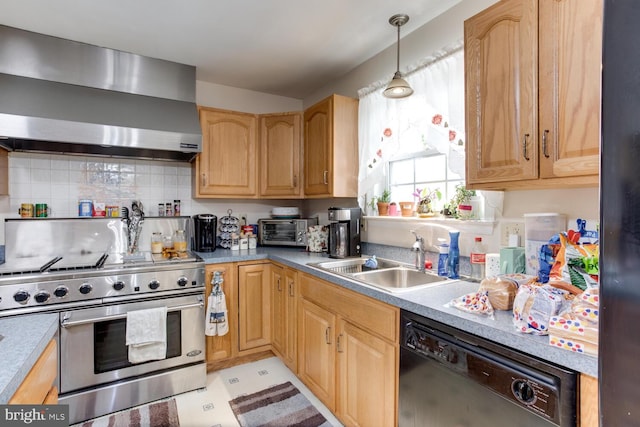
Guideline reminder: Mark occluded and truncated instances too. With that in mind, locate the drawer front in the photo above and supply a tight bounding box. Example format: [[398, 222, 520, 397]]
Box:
[[300, 273, 398, 342]]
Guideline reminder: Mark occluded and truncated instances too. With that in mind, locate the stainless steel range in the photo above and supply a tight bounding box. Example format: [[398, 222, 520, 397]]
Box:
[[0, 216, 206, 424]]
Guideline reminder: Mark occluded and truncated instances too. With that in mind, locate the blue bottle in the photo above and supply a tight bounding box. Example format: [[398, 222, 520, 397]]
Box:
[[447, 231, 460, 279], [437, 243, 449, 276]]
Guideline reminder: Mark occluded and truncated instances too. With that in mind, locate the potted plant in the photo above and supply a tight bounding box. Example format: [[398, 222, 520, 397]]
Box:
[[451, 184, 476, 219], [374, 188, 392, 216], [412, 187, 442, 216]]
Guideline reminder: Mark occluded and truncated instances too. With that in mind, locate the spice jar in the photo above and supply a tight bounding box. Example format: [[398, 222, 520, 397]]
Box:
[[151, 232, 163, 254], [173, 229, 187, 252]]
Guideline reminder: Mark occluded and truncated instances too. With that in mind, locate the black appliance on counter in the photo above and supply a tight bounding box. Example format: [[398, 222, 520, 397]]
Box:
[[193, 214, 217, 252], [327, 207, 361, 258]]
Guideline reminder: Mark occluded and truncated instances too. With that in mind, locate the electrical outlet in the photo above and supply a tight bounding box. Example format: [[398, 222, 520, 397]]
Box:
[[239, 213, 248, 225], [500, 221, 524, 246]]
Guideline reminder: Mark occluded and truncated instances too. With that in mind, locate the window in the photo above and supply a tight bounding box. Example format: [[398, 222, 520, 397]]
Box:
[[357, 44, 467, 214]]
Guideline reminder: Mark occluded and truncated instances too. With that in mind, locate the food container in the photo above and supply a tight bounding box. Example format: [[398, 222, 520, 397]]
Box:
[[78, 200, 93, 217], [19, 203, 35, 218], [524, 213, 566, 276], [173, 229, 187, 252], [151, 232, 163, 254]]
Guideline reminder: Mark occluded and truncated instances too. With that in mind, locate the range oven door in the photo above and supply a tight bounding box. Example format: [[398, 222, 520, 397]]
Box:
[[59, 292, 205, 394]]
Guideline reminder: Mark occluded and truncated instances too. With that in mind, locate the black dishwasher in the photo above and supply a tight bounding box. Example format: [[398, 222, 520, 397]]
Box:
[[399, 310, 577, 427]]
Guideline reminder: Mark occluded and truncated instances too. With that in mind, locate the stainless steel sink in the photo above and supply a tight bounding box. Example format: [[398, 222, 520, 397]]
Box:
[[308, 257, 451, 292], [351, 267, 450, 292]]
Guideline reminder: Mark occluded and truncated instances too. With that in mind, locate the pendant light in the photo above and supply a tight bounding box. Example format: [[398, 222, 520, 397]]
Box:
[[383, 14, 413, 99]]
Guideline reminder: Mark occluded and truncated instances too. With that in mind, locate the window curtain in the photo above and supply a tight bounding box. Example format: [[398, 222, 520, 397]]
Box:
[[357, 43, 465, 214]]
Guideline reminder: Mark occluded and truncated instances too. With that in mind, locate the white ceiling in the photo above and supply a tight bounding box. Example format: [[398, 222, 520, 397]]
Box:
[[0, 0, 461, 99]]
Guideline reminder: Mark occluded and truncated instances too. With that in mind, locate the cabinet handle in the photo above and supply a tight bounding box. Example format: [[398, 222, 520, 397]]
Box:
[[337, 333, 344, 353], [542, 129, 550, 158], [293, 175, 297, 187], [277, 278, 282, 292], [288, 281, 294, 297], [325, 327, 332, 345], [522, 134, 531, 161], [323, 170, 328, 185], [201, 173, 206, 187]]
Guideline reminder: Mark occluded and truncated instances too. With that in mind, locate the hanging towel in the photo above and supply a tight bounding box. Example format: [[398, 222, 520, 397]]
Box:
[[125, 306, 167, 364], [205, 284, 229, 337]]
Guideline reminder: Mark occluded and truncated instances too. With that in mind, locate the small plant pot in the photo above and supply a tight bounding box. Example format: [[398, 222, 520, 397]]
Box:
[[377, 202, 390, 216], [388, 203, 399, 216], [458, 204, 473, 220], [399, 201, 415, 217]]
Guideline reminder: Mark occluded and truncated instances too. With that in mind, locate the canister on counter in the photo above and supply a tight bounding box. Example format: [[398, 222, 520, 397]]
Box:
[[19, 203, 35, 218]]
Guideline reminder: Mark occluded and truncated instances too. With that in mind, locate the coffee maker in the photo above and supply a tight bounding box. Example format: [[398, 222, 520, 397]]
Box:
[[328, 207, 361, 258], [193, 214, 217, 252]]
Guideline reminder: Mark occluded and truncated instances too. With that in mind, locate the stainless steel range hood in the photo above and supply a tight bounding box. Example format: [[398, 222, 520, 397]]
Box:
[[0, 25, 202, 162]]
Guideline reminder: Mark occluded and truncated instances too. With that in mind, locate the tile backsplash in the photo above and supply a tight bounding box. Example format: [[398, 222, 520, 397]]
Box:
[[8, 152, 194, 217]]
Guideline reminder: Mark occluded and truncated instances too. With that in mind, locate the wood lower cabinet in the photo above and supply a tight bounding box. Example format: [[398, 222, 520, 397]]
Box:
[[580, 374, 599, 427], [271, 263, 298, 371], [297, 273, 399, 426], [464, 0, 601, 190], [204, 263, 237, 365], [10, 339, 58, 404], [238, 263, 271, 351]]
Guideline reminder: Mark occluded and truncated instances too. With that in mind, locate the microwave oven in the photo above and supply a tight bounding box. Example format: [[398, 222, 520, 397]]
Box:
[[258, 218, 318, 247]]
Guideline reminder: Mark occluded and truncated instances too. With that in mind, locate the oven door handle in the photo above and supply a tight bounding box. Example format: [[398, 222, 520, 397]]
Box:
[[60, 300, 205, 328]]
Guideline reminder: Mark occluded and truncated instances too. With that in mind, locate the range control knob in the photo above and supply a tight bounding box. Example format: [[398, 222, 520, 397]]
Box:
[[54, 286, 68, 298], [13, 290, 30, 304], [177, 277, 188, 287], [113, 281, 126, 291], [149, 280, 160, 290], [79, 283, 93, 295], [512, 379, 536, 404], [34, 291, 50, 303]]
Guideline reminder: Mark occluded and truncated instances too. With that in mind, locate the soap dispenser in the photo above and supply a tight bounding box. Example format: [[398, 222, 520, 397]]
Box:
[[447, 230, 460, 279]]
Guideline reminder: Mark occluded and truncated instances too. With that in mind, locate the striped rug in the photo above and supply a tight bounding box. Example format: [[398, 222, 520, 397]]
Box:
[[79, 398, 179, 427], [229, 381, 332, 427]]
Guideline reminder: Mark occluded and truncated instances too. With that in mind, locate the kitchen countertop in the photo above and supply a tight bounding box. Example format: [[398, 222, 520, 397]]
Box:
[[0, 313, 58, 403], [196, 247, 599, 377]]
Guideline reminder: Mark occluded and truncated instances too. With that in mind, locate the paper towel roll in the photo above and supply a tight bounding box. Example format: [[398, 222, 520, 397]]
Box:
[[485, 253, 501, 278]]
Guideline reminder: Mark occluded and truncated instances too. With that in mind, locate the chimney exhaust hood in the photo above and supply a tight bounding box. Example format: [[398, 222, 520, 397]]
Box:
[[0, 25, 202, 162]]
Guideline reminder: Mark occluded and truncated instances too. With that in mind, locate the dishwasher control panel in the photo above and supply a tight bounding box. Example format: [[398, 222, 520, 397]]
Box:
[[402, 317, 565, 425]]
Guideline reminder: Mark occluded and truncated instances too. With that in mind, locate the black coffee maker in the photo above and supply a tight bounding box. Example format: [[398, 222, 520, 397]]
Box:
[[328, 207, 361, 258], [193, 214, 217, 252]]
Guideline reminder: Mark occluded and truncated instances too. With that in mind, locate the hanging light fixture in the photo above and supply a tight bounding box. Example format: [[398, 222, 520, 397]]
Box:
[[383, 14, 413, 99]]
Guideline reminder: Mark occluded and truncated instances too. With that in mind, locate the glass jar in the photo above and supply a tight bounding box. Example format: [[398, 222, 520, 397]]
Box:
[[151, 232, 163, 254], [162, 234, 173, 250], [173, 229, 187, 252]]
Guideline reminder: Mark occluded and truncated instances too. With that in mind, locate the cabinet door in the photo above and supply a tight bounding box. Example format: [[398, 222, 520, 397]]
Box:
[[336, 319, 397, 427], [197, 108, 257, 197], [238, 264, 271, 351], [204, 263, 237, 363], [538, 0, 601, 179], [270, 264, 286, 357], [259, 113, 302, 197], [304, 97, 332, 196], [298, 298, 336, 411], [283, 268, 298, 371], [465, 0, 538, 184]]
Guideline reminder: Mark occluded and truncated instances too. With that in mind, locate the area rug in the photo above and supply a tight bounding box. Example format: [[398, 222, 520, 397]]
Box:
[[229, 381, 332, 427], [79, 398, 180, 427]]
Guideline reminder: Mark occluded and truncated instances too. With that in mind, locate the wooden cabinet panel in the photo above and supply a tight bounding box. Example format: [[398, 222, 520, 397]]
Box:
[[238, 264, 271, 351], [197, 108, 257, 197], [271, 264, 298, 371], [10, 339, 57, 404], [580, 374, 599, 427], [297, 298, 336, 411], [205, 263, 237, 363], [284, 268, 298, 371], [303, 94, 358, 198], [465, 0, 538, 185], [538, 0, 601, 179], [337, 319, 396, 427], [259, 112, 302, 197], [465, 0, 601, 190]]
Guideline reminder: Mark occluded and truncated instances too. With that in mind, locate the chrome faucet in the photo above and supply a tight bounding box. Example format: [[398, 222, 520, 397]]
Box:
[[411, 231, 426, 272]]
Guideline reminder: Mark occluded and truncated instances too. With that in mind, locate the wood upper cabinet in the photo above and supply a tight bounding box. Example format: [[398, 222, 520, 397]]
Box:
[[259, 112, 302, 198], [238, 263, 271, 351], [204, 263, 237, 365], [10, 339, 58, 404], [303, 94, 358, 198], [196, 107, 258, 197], [271, 263, 298, 371], [465, 0, 601, 190]]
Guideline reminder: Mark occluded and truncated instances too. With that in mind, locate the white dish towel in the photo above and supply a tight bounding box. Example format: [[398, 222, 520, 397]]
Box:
[[125, 306, 167, 364], [205, 287, 229, 337]]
